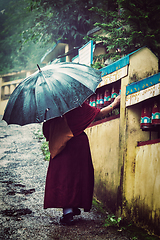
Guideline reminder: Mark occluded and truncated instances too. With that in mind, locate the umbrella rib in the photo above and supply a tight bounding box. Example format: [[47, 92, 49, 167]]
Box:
[[57, 74, 94, 109], [39, 71, 71, 116], [59, 70, 100, 92]]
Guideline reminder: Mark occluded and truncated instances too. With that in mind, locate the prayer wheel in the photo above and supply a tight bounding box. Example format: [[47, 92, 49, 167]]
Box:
[[89, 94, 96, 107], [96, 90, 104, 109], [152, 101, 160, 125], [99, 90, 104, 109], [96, 92, 100, 108], [111, 86, 119, 103], [140, 105, 152, 130], [104, 89, 111, 106]]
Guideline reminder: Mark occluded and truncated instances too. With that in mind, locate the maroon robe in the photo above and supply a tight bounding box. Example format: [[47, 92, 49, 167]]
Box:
[[43, 102, 100, 211]]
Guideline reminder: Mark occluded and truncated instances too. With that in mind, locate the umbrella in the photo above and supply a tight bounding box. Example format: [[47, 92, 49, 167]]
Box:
[[3, 62, 102, 126]]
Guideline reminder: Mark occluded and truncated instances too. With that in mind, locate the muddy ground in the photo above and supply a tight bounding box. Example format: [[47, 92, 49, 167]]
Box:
[[0, 116, 159, 240]]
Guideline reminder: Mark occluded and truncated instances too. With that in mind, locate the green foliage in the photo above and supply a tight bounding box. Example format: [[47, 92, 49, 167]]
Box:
[[103, 215, 121, 227], [120, 222, 160, 240], [19, 0, 103, 47], [119, 0, 160, 56], [93, 198, 160, 239], [92, 197, 107, 214], [34, 129, 50, 161], [93, 198, 122, 228], [93, 198, 122, 227], [91, 61, 104, 70], [88, 0, 160, 63], [1, 0, 160, 74], [0, 0, 52, 74], [41, 141, 50, 161], [34, 129, 44, 141]]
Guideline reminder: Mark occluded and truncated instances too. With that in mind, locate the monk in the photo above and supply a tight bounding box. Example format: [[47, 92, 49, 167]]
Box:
[[42, 95, 120, 225]]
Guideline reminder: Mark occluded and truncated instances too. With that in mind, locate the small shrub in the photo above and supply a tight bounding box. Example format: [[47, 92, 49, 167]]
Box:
[[34, 129, 50, 161], [41, 141, 50, 161], [103, 215, 121, 227]]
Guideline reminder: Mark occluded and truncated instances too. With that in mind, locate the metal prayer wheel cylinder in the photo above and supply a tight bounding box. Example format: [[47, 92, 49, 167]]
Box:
[[140, 105, 152, 130], [111, 86, 119, 103], [104, 89, 111, 106], [89, 95, 97, 107], [152, 101, 160, 125], [96, 92, 100, 108], [99, 91, 104, 108], [96, 91, 104, 109]]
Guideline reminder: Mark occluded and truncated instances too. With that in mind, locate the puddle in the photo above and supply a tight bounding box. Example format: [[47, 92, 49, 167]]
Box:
[[1, 208, 32, 217]]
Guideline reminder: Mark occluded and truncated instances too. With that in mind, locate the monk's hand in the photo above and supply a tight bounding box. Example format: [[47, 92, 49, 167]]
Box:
[[113, 95, 121, 108]]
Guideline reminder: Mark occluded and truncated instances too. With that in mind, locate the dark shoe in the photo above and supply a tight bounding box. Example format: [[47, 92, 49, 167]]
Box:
[[73, 208, 81, 216], [60, 212, 74, 225]]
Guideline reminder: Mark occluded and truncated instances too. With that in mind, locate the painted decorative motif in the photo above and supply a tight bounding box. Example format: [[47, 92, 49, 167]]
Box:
[[89, 95, 96, 107], [126, 83, 160, 107], [152, 101, 160, 125], [99, 65, 128, 87], [140, 105, 152, 130], [140, 100, 160, 130], [87, 84, 121, 109], [126, 72, 160, 107], [104, 89, 111, 106], [96, 91, 104, 109]]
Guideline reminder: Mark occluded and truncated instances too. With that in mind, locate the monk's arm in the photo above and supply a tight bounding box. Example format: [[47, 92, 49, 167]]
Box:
[[96, 95, 121, 119]]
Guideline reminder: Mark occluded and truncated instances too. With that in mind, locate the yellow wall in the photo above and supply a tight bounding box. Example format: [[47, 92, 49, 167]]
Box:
[[86, 47, 160, 234], [120, 48, 160, 234], [120, 47, 158, 204], [123, 104, 149, 202], [134, 142, 160, 228], [129, 47, 158, 82], [85, 117, 120, 212]]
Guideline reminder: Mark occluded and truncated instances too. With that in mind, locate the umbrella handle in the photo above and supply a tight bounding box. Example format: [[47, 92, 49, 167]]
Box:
[[44, 108, 50, 121]]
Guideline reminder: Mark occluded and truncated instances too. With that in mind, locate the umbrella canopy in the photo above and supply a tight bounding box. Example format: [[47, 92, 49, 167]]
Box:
[[3, 62, 102, 126]]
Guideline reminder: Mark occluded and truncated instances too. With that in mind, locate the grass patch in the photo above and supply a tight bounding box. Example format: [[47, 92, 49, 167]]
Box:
[[92, 197, 121, 227], [92, 197, 109, 215], [104, 215, 121, 227], [34, 129, 50, 161], [92, 197, 160, 240], [120, 223, 160, 240], [34, 129, 44, 141], [41, 141, 50, 161]]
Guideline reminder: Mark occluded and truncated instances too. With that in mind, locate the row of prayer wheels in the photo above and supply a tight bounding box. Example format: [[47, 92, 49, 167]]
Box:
[[140, 100, 160, 130], [87, 85, 121, 109]]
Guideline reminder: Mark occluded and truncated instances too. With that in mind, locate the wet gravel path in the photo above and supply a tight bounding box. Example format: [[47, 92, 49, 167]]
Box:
[[0, 116, 138, 239]]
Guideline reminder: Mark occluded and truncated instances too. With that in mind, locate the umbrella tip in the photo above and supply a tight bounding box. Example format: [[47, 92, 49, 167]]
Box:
[[37, 64, 41, 72]]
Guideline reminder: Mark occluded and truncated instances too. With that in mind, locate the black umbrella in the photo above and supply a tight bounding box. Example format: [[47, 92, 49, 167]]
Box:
[[3, 62, 101, 125]]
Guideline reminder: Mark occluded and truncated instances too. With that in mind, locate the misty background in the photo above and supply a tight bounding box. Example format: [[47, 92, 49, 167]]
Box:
[[0, 0, 160, 75], [0, 0, 51, 74]]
